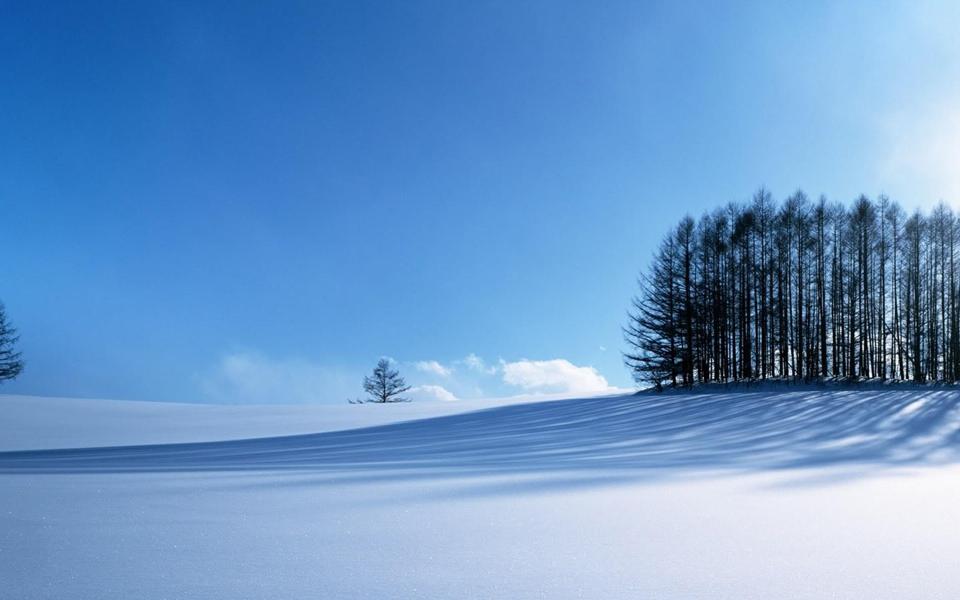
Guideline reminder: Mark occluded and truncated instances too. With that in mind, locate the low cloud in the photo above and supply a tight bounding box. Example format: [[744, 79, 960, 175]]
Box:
[[414, 360, 452, 377], [199, 352, 353, 404], [408, 384, 458, 402], [199, 352, 618, 405], [501, 358, 613, 395], [462, 353, 497, 375]]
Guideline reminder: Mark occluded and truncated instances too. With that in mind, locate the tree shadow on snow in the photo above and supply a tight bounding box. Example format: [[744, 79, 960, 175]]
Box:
[[1, 390, 959, 493]]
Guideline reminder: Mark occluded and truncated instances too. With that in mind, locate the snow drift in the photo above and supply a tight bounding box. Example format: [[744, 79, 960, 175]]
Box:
[[2, 389, 959, 599]]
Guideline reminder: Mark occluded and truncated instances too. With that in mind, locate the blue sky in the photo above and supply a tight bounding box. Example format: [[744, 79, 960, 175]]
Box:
[[2, 1, 960, 403]]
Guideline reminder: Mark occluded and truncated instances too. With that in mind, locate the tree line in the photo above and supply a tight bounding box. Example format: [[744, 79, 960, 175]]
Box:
[[625, 189, 960, 389]]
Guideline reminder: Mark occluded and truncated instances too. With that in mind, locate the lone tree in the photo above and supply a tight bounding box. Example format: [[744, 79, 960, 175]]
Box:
[[363, 358, 411, 403], [0, 302, 23, 382]]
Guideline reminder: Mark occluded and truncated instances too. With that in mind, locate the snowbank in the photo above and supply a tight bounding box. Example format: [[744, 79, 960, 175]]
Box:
[[2, 389, 959, 599], [0, 392, 606, 451]]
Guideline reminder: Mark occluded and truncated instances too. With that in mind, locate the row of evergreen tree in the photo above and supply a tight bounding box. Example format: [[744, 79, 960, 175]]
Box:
[[625, 189, 960, 389]]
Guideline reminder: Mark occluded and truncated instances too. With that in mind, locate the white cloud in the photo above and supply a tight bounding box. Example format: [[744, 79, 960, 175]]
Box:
[[198, 352, 623, 404], [500, 358, 614, 395], [199, 352, 353, 404], [462, 353, 497, 375], [408, 384, 458, 402], [414, 360, 452, 377]]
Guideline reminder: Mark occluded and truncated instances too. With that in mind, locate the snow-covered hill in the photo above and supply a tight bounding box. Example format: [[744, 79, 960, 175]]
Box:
[[0, 392, 576, 451], [2, 389, 959, 599]]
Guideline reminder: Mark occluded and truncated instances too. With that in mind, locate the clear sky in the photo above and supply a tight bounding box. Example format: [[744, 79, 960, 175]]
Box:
[[2, 1, 959, 403]]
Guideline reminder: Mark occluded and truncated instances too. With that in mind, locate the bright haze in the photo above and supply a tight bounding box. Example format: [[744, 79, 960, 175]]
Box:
[[2, 1, 959, 403]]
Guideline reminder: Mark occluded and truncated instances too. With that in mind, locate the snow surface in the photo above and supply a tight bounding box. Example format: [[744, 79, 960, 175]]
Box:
[[0, 393, 578, 451], [2, 389, 960, 599]]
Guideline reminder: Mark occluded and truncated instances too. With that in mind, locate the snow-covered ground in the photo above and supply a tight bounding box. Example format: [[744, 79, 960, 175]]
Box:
[[2, 389, 960, 599], [0, 393, 576, 451]]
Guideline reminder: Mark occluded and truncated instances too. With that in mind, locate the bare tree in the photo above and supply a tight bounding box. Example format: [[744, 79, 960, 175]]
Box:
[[626, 188, 960, 388], [362, 358, 412, 403]]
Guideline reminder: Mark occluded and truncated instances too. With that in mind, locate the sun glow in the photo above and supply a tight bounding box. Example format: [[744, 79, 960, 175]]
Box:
[[881, 101, 960, 207]]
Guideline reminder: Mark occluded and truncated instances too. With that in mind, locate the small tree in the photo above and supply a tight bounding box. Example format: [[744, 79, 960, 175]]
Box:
[[0, 302, 23, 382], [363, 358, 411, 403]]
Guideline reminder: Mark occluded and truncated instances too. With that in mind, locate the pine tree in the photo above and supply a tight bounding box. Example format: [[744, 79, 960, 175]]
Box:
[[624, 234, 682, 389], [627, 188, 960, 388], [363, 358, 412, 403], [0, 302, 23, 382]]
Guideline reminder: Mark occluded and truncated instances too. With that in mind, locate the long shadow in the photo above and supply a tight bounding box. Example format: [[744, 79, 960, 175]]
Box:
[[1, 391, 958, 486]]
